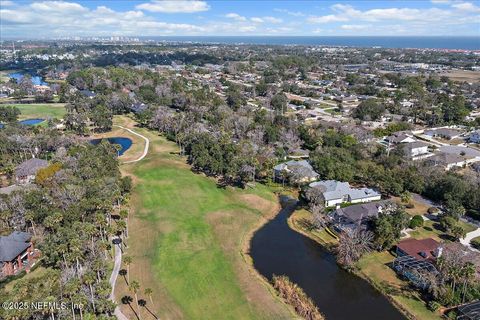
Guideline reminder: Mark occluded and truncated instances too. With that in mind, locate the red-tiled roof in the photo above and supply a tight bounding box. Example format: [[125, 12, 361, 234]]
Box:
[[397, 238, 440, 261]]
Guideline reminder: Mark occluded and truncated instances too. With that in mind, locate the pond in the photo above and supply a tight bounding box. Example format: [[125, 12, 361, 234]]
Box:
[[0, 118, 45, 128], [90, 137, 133, 156], [8, 71, 48, 86], [249, 196, 406, 320], [19, 118, 45, 126]]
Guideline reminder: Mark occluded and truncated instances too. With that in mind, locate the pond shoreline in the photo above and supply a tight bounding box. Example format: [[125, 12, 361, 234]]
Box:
[[249, 196, 406, 320], [288, 209, 417, 320]]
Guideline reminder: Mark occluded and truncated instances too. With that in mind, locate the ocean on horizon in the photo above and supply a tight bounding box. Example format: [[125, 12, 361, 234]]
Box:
[[146, 36, 480, 50]]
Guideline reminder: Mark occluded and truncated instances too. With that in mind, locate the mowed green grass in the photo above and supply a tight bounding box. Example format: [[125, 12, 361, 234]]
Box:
[[11, 103, 66, 120], [131, 142, 277, 319]]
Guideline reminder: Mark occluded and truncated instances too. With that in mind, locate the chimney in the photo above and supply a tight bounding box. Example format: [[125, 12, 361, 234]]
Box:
[[434, 247, 443, 258]]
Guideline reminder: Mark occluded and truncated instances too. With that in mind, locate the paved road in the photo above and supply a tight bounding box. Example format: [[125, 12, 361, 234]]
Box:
[[109, 238, 129, 320], [114, 125, 150, 163], [460, 228, 480, 252]]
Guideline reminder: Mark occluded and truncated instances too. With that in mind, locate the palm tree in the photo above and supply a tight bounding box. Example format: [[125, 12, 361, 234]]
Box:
[[119, 269, 129, 285], [119, 209, 129, 237], [461, 262, 476, 303], [129, 280, 142, 319], [124, 256, 132, 284], [144, 288, 154, 306], [83, 271, 97, 313], [121, 295, 139, 320]]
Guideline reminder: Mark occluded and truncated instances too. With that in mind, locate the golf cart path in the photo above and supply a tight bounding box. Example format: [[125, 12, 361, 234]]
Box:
[[114, 125, 150, 163]]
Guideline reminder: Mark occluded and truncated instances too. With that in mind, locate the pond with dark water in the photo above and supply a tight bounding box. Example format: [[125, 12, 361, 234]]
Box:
[[90, 137, 133, 156], [8, 71, 48, 86], [249, 196, 406, 320]]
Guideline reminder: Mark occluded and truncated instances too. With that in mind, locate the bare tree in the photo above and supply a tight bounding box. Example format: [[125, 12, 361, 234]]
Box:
[[337, 228, 373, 267]]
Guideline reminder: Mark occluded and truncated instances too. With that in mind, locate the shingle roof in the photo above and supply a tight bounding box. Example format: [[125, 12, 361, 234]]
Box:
[[309, 180, 380, 201], [439, 145, 480, 159], [0, 231, 31, 262], [15, 158, 48, 177], [396, 238, 440, 261], [334, 201, 386, 225]]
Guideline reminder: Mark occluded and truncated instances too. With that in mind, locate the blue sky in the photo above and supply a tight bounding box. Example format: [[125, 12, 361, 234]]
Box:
[[1, 0, 479, 38]]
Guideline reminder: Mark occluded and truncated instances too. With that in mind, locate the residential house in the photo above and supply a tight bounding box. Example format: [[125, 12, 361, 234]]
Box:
[[129, 102, 149, 114], [396, 238, 441, 262], [0, 231, 38, 277], [469, 130, 480, 144], [329, 201, 389, 232], [385, 132, 416, 145], [393, 238, 441, 289], [15, 158, 48, 184], [424, 153, 467, 170], [273, 160, 319, 184], [401, 141, 432, 160], [424, 128, 462, 140], [79, 89, 96, 99], [309, 180, 381, 207], [438, 145, 480, 165]]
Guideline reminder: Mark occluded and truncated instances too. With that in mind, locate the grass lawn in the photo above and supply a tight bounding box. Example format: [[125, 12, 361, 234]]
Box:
[[2, 266, 50, 292], [357, 252, 442, 320], [11, 103, 66, 120], [114, 116, 291, 320], [289, 208, 338, 247]]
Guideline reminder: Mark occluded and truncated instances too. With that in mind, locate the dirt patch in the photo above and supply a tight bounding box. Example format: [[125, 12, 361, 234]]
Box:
[[237, 194, 279, 217], [437, 70, 480, 83], [206, 204, 292, 320]]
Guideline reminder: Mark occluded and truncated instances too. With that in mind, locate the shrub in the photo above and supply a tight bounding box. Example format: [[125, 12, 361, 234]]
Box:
[[273, 275, 325, 320], [471, 237, 480, 250], [427, 301, 441, 311], [409, 215, 424, 229]]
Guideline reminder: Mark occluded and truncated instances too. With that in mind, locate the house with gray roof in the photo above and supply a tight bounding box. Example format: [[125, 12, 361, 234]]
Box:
[[309, 180, 381, 207], [329, 201, 390, 232], [424, 146, 480, 170], [273, 160, 319, 184], [468, 130, 480, 144], [0, 231, 38, 277], [385, 131, 416, 145], [425, 128, 462, 140], [15, 158, 48, 184]]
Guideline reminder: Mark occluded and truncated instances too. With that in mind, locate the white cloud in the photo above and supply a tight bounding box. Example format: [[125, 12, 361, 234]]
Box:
[[451, 2, 480, 12], [263, 16, 282, 23], [341, 24, 371, 31], [0, 0, 15, 6], [225, 13, 246, 21], [1, 1, 205, 36], [308, 2, 479, 25], [238, 25, 256, 32], [250, 17, 264, 23], [307, 14, 347, 23], [274, 8, 305, 17], [251, 16, 282, 24], [136, 0, 209, 13], [431, 0, 451, 3]]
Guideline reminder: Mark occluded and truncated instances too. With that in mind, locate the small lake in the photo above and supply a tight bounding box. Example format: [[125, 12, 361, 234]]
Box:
[[19, 118, 45, 126], [8, 71, 48, 86], [249, 196, 406, 320], [90, 137, 133, 156], [0, 118, 45, 128]]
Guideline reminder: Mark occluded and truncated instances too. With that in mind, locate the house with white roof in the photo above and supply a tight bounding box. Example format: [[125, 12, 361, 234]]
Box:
[[309, 180, 381, 207]]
